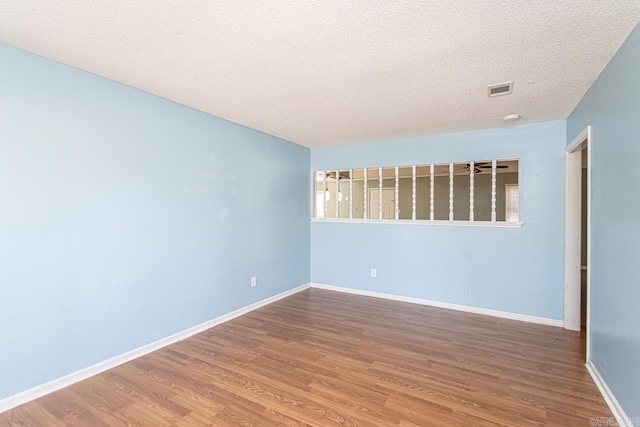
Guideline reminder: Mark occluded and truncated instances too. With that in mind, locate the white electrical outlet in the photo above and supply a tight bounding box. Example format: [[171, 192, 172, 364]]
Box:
[[370, 269, 377, 278], [251, 276, 257, 287]]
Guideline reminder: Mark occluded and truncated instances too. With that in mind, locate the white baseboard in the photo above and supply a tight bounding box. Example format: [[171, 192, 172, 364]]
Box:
[[310, 283, 564, 328], [586, 358, 632, 427], [0, 283, 311, 414]]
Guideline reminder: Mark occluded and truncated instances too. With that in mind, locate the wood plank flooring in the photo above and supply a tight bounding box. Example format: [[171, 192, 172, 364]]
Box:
[[0, 289, 611, 426]]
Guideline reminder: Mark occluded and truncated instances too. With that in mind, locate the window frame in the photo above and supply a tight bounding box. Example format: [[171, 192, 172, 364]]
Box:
[[313, 159, 522, 228]]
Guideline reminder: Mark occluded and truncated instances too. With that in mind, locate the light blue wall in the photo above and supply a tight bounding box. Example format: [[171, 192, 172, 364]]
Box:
[[311, 121, 566, 320], [0, 44, 310, 400], [567, 24, 640, 418]]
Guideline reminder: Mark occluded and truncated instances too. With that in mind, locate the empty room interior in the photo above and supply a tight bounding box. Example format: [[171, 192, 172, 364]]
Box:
[[1, 2, 640, 426]]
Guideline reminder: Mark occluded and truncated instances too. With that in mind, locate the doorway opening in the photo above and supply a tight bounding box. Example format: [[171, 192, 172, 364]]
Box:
[[564, 126, 591, 358]]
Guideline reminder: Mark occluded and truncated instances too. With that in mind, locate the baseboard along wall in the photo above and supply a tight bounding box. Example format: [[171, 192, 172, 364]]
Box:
[[2, 282, 585, 415], [0, 283, 311, 414], [586, 358, 633, 427], [310, 283, 564, 327]]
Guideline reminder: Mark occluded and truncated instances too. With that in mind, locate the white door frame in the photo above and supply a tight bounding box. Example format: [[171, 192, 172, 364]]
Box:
[[564, 126, 592, 356]]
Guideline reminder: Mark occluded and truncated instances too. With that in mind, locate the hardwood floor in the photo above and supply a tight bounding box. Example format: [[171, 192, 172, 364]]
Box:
[[0, 289, 611, 426]]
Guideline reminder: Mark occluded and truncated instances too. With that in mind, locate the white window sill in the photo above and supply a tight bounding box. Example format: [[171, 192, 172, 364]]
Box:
[[311, 218, 523, 228]]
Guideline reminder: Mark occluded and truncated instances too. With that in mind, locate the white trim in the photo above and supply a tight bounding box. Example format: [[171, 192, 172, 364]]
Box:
[[323, 172, 328, 218], [567, 126, 590, 153], [411, 165, 416, 221], [564, 126, 592, 360], [349, 169, 353, 219], [311, 283, 563, 327], [564, 149, 582, 331], [586, 128, 592, 359], [334, 169, 339, 219], [586, 359, 632, 427], [429, 164, 434, 221], [448, 162, 454, 221], [0, 283, 311, 414], [469, 161, 475, 221], [312, 218, 523, 228], [363, 168, 368, 218], [378, 167, 383, 220], [395, 166, 399, 221], [491, 160, 497, 222]]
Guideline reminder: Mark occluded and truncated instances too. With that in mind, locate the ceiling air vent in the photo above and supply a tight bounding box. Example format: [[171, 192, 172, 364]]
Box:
[[488, 81, 513, 97]]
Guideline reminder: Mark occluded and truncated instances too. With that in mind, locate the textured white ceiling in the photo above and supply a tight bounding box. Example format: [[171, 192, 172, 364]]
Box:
[[1, 1, 639, 147]]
